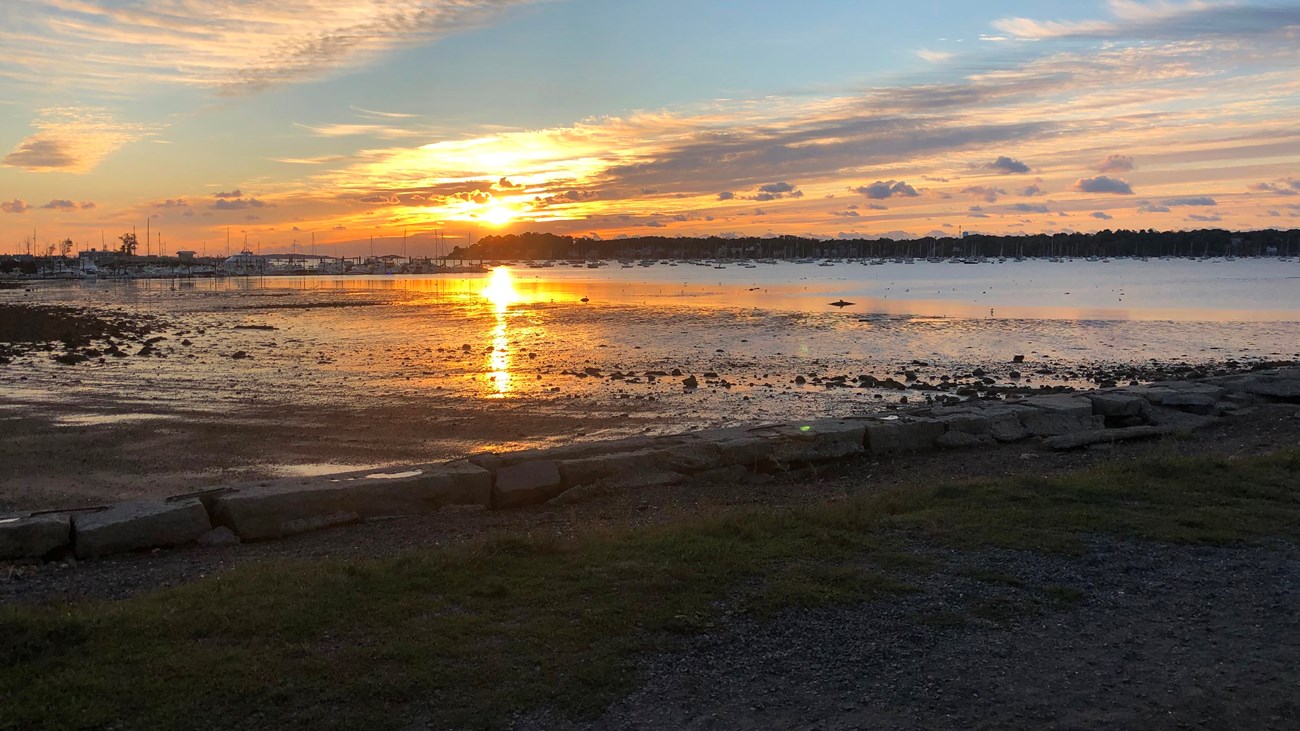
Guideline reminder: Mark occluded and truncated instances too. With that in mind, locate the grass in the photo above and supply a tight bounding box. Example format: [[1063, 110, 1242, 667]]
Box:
[[3, 447, 1299, 730]]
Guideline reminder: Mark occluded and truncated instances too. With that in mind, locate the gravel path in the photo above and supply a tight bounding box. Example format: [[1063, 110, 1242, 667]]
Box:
[[514, 539, 1300, 730]]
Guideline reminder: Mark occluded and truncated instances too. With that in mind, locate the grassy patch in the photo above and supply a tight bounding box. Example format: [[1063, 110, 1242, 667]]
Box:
[[2, 448, 1298, 730]]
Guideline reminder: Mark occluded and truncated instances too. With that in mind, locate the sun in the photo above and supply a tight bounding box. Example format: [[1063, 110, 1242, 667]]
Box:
[[482, 202, 516, 226]]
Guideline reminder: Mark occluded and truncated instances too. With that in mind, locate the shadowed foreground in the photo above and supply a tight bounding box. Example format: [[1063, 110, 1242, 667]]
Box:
[[3, 448, 1299, 730]]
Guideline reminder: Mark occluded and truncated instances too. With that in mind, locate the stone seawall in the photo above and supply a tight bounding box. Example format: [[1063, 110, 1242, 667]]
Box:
[[4, 368, 1299, 562]]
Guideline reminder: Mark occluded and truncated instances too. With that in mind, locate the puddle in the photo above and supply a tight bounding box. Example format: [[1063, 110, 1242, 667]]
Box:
[[56, 413, 174, 427], [365, 470, 424, 480], [273, 463, 379, 478]]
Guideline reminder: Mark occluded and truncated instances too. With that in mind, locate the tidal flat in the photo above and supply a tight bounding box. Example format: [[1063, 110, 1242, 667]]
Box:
[[2, 258, 1299, 511]]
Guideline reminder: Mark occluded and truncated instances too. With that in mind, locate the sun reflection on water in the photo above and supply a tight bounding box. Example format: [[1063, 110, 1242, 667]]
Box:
[[482, 267, 518, 396]]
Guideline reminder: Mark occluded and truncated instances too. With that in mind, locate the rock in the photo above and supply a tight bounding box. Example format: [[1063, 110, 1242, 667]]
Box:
[[546, 483, 609, 506], [1087, 392, 1148, 418], [280, 512, 360, 536], [231, 350, 248, 359], [1144, 406, 1218, 431], [196, 526, 241, 547], [1161, 393, 1219, 416], [936, 413, 991, 436], [1012, 355, 1025, 363], [212, 462, 491, 540], [559, 450, 667, 488], [1043, 425, 1174, 450], [1018, 396, 1101, 436], [865, 418, 945, 455], [760, 420, 867, 465], [0, 513, 71, 560], [73, 499, 211, 559], [493, 460, 564, 509], [682, 375, 699, 389], [1242, 378, 1300, 402], [936, 431, 994, 449], [984, 408, 1032, 443]]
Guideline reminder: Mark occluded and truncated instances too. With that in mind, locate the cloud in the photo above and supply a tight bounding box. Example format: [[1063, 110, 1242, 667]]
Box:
[[1248, 180, 1298, 196], [38, 199, 93, 211], [215, 190, 243, 199], [1187, 213, 1221, 222], [1162, 196, 1216, 206], [1091, 211, 1113, 220], [993, 3, 1300, 41], [832, 210, 860, 218], [211, 198, 270, 210], [1012, 203, 1049, 213], [1074, 176, 1134, 195], [717, 191, 736, 201], [154, 199, 190, 209], [1019, 184, 1047, 197], [759, 182, 797, 194], [962, 185, 1006, 203], [982, 155, 1031, 174], [1, 199, 30, 214], [493, 177, 526, 191], [3, 1, 545, 95], [359, 194, 402, 205], [855, 180, 919, 199], [2, 107, 154, 173], [917, 49, 954, 63], [1095, 154, 1135, 173], [1137, 202, 1171, 213]]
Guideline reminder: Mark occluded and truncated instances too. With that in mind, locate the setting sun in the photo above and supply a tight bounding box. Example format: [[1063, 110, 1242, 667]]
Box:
[[482, 202, 517, 227]]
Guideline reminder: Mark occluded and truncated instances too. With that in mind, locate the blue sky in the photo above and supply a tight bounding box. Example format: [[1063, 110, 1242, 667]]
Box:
[[1, 1, 1298, 254]]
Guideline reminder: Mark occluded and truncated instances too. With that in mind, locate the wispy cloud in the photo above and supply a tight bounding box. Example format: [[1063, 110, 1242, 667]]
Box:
[[2, 0, 547, 94], [2, 107, 155, 173]]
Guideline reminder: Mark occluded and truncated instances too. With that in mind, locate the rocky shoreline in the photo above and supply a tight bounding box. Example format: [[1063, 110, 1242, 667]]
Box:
[[4, 366, 1298, 565]]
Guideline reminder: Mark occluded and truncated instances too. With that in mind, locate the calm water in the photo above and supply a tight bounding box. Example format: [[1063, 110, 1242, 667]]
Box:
[[4, 258, 1300, 449]]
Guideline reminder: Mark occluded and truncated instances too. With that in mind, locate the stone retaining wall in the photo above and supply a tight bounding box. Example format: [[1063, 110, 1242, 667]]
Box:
[[4, 368, 1298, 561]]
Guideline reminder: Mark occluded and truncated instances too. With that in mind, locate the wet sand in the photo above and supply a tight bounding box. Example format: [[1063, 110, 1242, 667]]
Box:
[[3, 263, 1300, 512]]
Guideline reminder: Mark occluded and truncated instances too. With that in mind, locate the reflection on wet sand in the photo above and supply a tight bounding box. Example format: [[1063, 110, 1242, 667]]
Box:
[[482, 267, 518, 396]]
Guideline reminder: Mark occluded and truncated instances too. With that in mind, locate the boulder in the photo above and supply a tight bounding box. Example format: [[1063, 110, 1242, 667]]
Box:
[[935, 431, 994, 449], [760, 420, 867, 465], [1161, 393, 1219, 416], [865, 418, 945, 455], [212, 462, 490, 540], [196, 526, 241, 547], [1242, 378, 1300, 402], [1145, 406, 1218, 431], [936, 413, 992, 436], [982, 407, 1032, 443], [0, 513, 71, 560], [1043, 425, 1173, 451], [73, 499, 211, 559], [1017, 398, 1102, 437], [1087, 392, 1147, 418], [559, 449, 669, 488], [493, 460, 564, 509]]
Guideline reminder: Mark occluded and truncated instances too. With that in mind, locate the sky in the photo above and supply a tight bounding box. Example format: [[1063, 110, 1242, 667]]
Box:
[[1, 0, 1299, 256]]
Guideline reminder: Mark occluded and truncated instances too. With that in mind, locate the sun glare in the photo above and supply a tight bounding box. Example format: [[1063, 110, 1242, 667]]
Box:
[[482, 202, 516, 226], [482, 266, 519, 311]]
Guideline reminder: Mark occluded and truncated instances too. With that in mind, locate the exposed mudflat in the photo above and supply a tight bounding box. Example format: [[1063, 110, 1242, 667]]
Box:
[[3, 270, 1298, 513]]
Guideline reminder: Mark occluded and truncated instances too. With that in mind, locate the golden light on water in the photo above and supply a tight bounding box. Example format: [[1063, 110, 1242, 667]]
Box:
[[482, 267, 518, 396], [482, 266, 519, 312]]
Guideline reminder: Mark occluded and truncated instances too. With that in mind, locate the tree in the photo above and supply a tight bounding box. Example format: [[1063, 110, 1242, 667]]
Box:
[[118, 232, 138, 256], [59, 238, 73, 257]]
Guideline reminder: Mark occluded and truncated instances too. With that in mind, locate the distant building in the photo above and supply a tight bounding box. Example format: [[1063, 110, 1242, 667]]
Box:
[[176, 250, 197, 261]]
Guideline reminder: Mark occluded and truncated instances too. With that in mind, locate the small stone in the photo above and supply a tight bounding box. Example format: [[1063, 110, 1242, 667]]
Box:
[[196, 526, 240, 547]]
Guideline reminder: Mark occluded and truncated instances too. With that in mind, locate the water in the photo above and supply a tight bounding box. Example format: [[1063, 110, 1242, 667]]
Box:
[[3, 258, 1299, 451]]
